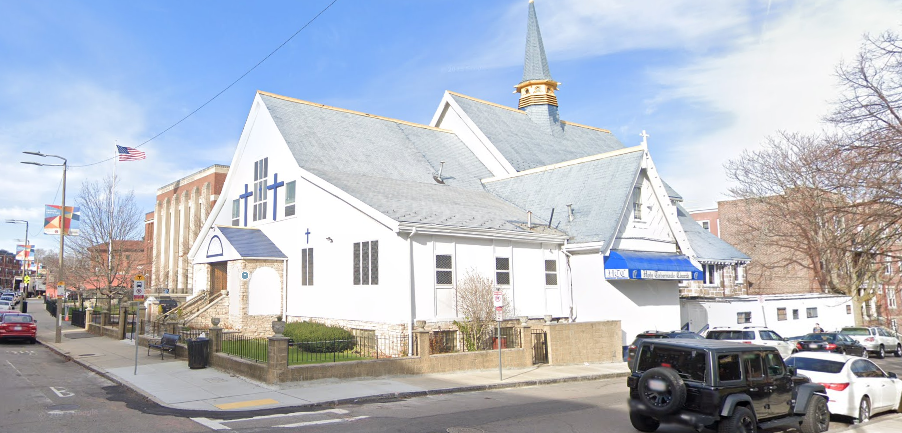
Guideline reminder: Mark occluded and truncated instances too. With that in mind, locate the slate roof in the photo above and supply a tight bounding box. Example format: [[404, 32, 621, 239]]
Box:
[[448, 93, 624, 171], [522, 0, 553, 83], [218, 227, 287, 259], [675, 203, 750, 263], [484, 150, 644, 244]]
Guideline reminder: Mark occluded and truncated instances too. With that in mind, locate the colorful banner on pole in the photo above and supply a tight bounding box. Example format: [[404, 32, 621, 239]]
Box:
[[44, 205, 80, 235], [15, 244, 35, 261]]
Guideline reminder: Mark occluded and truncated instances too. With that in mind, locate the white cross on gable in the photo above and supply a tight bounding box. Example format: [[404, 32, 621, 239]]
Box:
[[639, 130, 650, 147]]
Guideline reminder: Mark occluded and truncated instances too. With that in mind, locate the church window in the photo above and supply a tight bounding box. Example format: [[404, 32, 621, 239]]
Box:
[[496, 257, 511, 286], [301, 247, 313, 285], [285, 181, 296, 217], [704, 264, 718, 286], [252, 158, 268, 222], [436, 254, 453, 285], [353, 241, 379, 285], [632, 186, 643, 220], [231, 199, 240, 226], [545, 259, 557, 286]]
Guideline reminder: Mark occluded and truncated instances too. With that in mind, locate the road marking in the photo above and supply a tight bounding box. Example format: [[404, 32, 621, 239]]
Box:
[[213, 398, 279, 410], [50, 387, 75, 397], [275, 415, 369, 428], [190, 409, 352, 430]]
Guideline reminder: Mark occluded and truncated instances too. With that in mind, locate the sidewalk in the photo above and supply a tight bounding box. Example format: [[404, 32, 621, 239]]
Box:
[[27, 299, 630, 413]]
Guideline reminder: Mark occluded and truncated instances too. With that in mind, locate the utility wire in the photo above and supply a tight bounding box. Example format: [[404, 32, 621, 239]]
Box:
[[73, 0, 340, 168]]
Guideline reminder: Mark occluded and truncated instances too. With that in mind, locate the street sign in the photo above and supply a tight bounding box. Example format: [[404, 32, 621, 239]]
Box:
[[23, 275, 30, 285], [493, 291, 504, 307], [495, 306, 503, 322], [57, 281, 65, 299], [241, 271, 250, 280], [133, 277, 145, 301]]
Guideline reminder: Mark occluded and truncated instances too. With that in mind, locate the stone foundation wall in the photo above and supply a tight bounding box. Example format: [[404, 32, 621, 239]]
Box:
[[544, 320, 621, 365], [188, 296, 232, 329]]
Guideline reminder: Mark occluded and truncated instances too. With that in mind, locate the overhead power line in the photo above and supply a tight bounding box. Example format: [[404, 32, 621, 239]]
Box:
[[73, 0, 340, 168]]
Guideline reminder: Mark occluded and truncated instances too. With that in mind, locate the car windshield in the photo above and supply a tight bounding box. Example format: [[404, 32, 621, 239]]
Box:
[[786, 356, 845, 374], [2, 315, 32, 323], [841, 328, 870, 336]]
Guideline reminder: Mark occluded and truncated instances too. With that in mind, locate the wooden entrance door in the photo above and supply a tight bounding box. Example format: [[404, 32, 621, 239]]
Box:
[[210, 262, 227, 296]]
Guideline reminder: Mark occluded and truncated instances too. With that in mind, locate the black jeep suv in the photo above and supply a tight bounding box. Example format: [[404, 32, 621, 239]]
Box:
[[627, 339, 829, 432]]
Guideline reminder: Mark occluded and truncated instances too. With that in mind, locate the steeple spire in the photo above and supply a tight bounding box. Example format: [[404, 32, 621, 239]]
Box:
[[514, 0, 562, 134]]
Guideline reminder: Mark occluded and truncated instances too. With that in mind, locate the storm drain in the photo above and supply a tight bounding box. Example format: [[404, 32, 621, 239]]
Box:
[[47, 404, 79, 411]]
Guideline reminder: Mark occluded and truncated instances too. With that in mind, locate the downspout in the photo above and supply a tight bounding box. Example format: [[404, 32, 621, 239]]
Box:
[[408, 227, 418, 356], [562, 242, 575, 322], [282, 258, 288, 321]]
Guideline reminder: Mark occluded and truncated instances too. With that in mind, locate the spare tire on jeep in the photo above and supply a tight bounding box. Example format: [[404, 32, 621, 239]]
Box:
[[637, 367, 687, 416]]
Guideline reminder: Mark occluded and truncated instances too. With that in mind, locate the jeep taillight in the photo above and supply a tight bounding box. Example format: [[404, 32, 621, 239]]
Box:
[[797, 342, 804, 350], [819, 382, 850, 391]]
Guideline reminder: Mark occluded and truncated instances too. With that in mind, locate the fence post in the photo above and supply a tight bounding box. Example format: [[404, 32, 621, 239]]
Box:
[[138, 305, 146, 335], [415, 330, 431, 372], [520, 324, 532, 366], [118, 305, 127, 340], [100, 311, 111, 327], [266, 336, 289, 384], [209, 326, 222, 353], [84, 308, 93, 331]]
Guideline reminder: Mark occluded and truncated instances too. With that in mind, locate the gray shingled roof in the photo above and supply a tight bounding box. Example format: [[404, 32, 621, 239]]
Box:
[[484, 150, 644, 244], [676, 203, 750, 263], [219, 227, 287, 259], [449, 93, 625, 171], [522, 1, 553, 83]]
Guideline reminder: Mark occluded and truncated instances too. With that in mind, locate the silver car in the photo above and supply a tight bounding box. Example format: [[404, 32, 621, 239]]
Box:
[[840, 326, 902, 358]]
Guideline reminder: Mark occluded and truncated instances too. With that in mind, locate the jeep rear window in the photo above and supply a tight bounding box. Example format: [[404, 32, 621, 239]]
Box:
[[636, 345, 707, 382], [707, 330, 755, 340]]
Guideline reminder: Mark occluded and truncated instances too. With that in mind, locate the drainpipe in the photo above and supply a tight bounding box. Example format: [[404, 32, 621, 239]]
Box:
[[562, 243, 575, 322], [407, 227, 418, 356]]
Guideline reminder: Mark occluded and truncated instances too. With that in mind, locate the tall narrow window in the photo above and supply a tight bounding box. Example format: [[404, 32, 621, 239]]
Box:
[[353, 241, 379, 285], [545, 260, 557, 286], [436, 254, 453, 285], [285, 181, 296, 217], [252, 158, 268, 221], [889, 288, 898, 309], [777, 308, 787, 321], [301, 247, 313, 286], [793, 309, 799, 320], [496, 257, 511, 286], [632, 186, 643, 220], [231, 199, 240, 226], [886, 257, 894, 275]]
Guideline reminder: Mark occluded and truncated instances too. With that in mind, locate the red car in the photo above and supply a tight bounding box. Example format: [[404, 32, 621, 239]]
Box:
[[0, 313, 37, 344]]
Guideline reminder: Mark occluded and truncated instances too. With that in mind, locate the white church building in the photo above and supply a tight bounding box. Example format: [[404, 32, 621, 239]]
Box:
[[188, 1, 748, 347]]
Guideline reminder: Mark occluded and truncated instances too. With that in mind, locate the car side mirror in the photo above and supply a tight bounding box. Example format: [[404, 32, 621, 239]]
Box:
[[783, 338, 789, 342], [889, 372, 898, 379], [788, 366, 796, 376]]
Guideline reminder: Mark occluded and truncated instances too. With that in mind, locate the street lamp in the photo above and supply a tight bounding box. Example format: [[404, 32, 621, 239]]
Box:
[[5, 219, 28, 295], [22, 151, 67, 343]]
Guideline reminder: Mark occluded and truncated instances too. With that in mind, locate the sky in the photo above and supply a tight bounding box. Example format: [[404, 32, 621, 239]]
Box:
[[1, 0, 901, 253]]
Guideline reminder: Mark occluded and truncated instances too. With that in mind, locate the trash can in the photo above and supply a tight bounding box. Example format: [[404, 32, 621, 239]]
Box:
[[187, 337, 210, 369], [20, 300, 27, 313]]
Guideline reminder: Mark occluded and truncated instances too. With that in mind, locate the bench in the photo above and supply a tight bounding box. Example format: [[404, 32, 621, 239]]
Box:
[[148, 333, 179, 359]]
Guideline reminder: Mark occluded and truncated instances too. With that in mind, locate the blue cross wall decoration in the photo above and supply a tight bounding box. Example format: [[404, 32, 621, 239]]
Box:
[[305, 228, 311, 244], [266, 173, 285, 221], [239, 184, 253, 227]]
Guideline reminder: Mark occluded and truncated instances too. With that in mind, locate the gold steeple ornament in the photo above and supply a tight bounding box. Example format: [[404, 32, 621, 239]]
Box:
[[516, 0, 561, 112]]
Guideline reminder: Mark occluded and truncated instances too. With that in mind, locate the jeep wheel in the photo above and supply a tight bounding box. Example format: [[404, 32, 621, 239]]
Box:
[[801, 395, 829, 433], [894, 344, 901, 357], [856, 396, 871, 424], [717, 406, 756, 433], [878, 345, 886, 359], [629, 411, 660, 432], [637, 367, 686, 417]]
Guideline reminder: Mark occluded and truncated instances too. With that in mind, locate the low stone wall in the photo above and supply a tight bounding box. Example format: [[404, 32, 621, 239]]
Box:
[[210, 352, 267, 382], [284, 357, 423, 382], [544, 320, 621, 365]]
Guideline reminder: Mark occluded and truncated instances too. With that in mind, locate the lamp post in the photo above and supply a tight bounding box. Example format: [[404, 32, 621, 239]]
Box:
[[22, 151, 67, 343], [5, 219, 28, 294]]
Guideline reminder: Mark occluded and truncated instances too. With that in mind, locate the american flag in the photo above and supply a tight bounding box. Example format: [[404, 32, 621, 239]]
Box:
[[117, 145, 146, 161]]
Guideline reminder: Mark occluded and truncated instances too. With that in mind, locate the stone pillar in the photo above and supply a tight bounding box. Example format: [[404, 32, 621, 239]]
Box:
[[415, 330, 431, 356], [100, 311, 111, 327], [209, 326, 222, 353], [520, 325, 532, 366], [118, 306, 128, 340], [84, 308, 93, 331], [266, 336, 290, 384], [138, 305, 146, 335]]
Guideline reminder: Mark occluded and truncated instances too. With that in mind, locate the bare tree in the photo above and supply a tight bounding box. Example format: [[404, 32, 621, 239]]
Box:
[[67, 174, 145, 307], [453, 269, 509, 351]]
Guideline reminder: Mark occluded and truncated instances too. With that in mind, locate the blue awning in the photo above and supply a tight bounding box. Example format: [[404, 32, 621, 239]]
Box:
[[604, 250, 702, 281]]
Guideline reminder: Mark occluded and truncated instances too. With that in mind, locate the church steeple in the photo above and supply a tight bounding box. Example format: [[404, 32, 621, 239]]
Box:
[[515, 0, 562, 132]]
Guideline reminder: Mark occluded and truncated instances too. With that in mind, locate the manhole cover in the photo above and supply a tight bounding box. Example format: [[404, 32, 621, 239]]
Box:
[[47, 404, 79, 411], [447, 428, 484, 433]]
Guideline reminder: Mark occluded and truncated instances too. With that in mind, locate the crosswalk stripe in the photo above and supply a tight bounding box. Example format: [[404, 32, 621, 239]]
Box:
[[275, 416, 369, 428]]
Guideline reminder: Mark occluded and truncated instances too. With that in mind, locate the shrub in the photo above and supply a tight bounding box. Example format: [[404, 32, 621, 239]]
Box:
[[284, 321, 356, 353]]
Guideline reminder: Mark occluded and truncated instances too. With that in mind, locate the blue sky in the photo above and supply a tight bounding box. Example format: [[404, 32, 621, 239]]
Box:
[[2, 0, 901, 252]]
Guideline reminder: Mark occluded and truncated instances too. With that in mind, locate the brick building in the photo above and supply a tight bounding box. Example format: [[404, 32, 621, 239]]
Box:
[[147, 165, 228, 293], [0, 249, 18, 289]]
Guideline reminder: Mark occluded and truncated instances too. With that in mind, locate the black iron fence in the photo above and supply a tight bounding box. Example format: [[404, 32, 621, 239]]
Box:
[[71, 309, 86, 328], [288, 334, 410, 364], [221, 333, 268, 363], [44, 298, 57, 317], [430, 327, 522, 354]]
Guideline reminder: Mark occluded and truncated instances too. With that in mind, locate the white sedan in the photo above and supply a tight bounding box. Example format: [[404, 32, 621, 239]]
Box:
[[786, 352, 902, 423]]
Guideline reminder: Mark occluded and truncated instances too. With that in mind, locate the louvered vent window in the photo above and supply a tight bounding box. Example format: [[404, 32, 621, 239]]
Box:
[[436, 254, 453, 285], [545, 259, 558, 286], [496, 257, 511, 286], [353, 241, 379, 285], [301, 248, 313, 286]]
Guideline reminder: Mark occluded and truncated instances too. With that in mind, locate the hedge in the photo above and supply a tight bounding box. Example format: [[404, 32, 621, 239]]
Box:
[[283, 321, 356, 353]]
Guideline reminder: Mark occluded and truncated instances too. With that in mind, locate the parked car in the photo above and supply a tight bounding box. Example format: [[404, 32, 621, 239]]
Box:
[[627, 339, 829, 432], [626, 330, 704, 370], [0, 313, 37, 344], [794, 332, 868, 357], [840, 327, 902, 359], [0, 294, 16, 306], [786, 351, 902, 423], [0, 300, 13, 311], [705, 326, 797, 358]]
